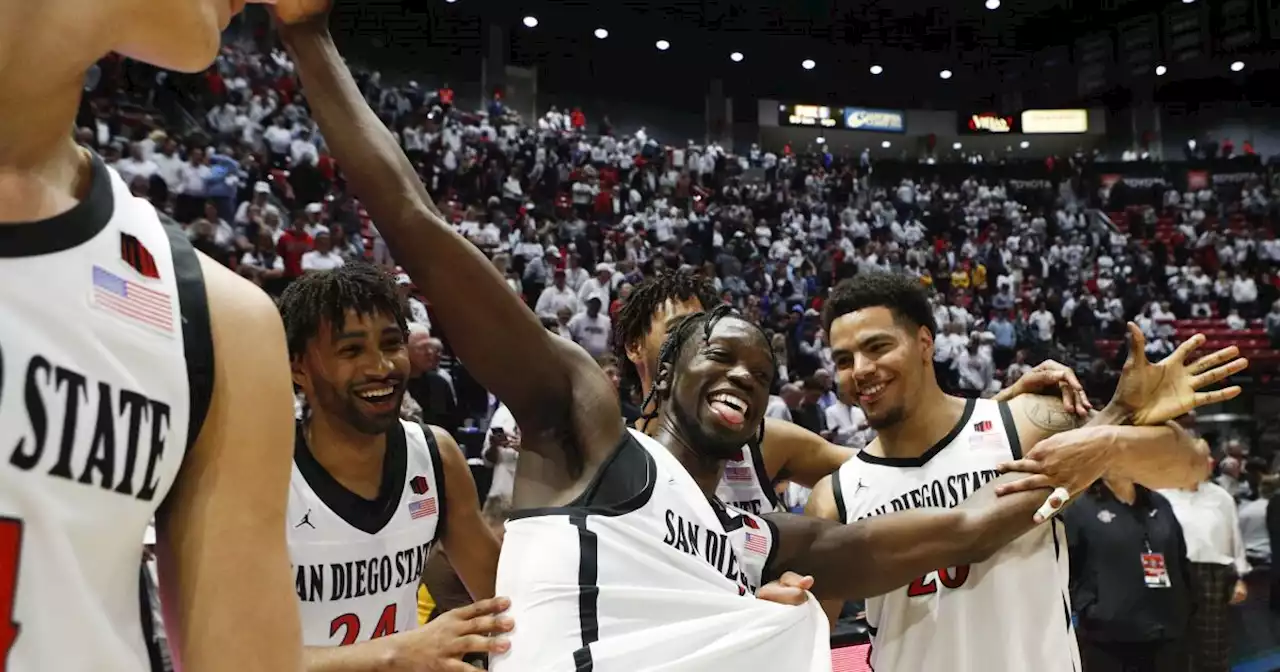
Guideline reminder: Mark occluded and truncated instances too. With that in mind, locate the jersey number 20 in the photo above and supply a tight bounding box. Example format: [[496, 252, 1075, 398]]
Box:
[[0, 518, 23, 671], [330, 604, 398, 645], [906, 565, 970, 597]]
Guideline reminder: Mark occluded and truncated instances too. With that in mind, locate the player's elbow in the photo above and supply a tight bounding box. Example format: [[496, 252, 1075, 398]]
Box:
[[954, 510, 1005, 564]]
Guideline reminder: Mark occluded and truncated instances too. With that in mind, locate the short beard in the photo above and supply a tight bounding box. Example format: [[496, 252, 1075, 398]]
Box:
[[865, 404, 906, 431], [670, 397, 746, 460], [313, 381, 403, 436]]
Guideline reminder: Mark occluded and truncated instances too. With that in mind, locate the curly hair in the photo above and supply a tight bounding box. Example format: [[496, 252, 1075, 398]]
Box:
[[821, 270, 936, 338], [613, 270, 722, 385], [277, 262, 408, 358]]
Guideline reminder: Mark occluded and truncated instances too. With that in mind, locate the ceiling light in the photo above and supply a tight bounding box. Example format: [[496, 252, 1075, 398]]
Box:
[[870, 64, 883, 75], [1155, 65, 1167, 76], [594, 28, 608, 39], [1182, 0, 1195, 3], [953, 142, 963, 150], [1231, 61, 1245, 72], [985, 0, 1001, 8], [881, 140, 892, 148], [940, 69, 953, 80], [802, 59, 816, 70], [522, 16, 538, 28], [656, 39, 670, 51], [816, 137, 826, 144], [730, 52, 744, 63], [445, 0, 456, 3], [1020, 140, 1030, 149]]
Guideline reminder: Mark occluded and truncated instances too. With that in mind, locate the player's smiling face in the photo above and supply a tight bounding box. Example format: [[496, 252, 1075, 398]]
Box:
[[666, 317, 773, 458], [293, 308, 410, 435], [828, 306, 933, 430]]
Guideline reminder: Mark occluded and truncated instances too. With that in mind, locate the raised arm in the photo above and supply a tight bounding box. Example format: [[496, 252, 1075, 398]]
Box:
[[276, 12, 621, 468], [770, 470, 1059, 601]]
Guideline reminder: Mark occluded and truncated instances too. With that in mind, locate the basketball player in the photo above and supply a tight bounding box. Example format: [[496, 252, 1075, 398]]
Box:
[[0, 1, 304, 670], [614, 272, 1093, 515], [807, 270, 1247, 672], [277, 263, 510, 668], [272, 9, 1172, 669]]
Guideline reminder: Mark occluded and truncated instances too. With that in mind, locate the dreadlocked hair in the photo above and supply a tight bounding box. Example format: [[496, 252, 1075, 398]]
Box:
[[277, 261, 408, 358], [613, 270, 723, 385], [637, 304, 776, 450]]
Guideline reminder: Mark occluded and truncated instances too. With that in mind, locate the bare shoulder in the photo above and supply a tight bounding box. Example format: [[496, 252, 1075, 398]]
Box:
[[805, 475, 840, 521], [426, 424, 466, 466]]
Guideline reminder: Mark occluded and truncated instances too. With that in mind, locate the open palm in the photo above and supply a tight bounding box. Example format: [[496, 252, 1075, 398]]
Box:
[[1112, 322, 1248, 426]]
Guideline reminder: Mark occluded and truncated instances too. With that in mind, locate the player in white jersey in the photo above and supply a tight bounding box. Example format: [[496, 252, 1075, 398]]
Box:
[[807, 270, 1248, 672], [613, 273, 1088, 517], [276, 263, 510, 669], [272, 9, 1113, 671], [0, 2, 303, 670], [613, 273, 854, 515]]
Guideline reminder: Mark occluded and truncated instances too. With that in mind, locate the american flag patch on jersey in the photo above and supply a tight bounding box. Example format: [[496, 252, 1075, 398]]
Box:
[[91, 265, 173, 333], [408, 497, 437, 519], [973, 419, 994, 432], [744, 532, 768, 555], [725, 466, 754, 482]]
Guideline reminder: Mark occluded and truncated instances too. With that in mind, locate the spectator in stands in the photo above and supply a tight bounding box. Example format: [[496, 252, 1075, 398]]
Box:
[[406, 331, 460, 437], [567, 296, 611, 358], [1160, 452, 1250, 672], [299, 227, 344, 272], [535, 268, 581, 320], [1267, 300, 1280, 349]]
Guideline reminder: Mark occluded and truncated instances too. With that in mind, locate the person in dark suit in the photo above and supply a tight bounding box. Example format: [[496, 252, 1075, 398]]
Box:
[[406, 326, 460, 436]]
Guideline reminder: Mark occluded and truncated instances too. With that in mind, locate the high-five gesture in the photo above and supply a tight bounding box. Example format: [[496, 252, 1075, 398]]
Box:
[[1111, 322, 1247, 425]]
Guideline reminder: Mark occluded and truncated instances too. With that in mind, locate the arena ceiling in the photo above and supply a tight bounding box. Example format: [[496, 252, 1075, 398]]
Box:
[[327, 0, 1280, 111]]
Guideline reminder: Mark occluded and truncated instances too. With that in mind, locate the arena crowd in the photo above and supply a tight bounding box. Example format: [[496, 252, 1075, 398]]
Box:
[[85, 33, 1280, 672]]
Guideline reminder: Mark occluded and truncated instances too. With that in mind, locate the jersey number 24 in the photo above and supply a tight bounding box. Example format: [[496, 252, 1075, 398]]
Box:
[[330, 604, 399, 645], [906, 565, 970, 597]]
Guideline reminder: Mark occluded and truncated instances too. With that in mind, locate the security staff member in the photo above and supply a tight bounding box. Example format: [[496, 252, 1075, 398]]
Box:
[[1065, 477, 1192, 672]]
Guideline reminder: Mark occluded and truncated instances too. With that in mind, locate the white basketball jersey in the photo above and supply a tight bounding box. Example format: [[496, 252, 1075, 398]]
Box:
[[832, 398, 1079, 672], [288, 420, 447, 646], [492, 428, 831, 672], [715, 439, 780, 515], [0, 155, 211, 671]]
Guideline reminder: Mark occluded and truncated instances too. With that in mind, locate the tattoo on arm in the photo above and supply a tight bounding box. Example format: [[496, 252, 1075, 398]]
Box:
[[1024, 396, 1085, 433]]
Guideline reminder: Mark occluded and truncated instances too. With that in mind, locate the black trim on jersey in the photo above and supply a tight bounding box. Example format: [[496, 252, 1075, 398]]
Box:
[[293, 421, 409, 535], [139, 563, 165, 672], [569, 514, 600, 672], [508, 431, 656, 520], [422, 424, 449, 543], [761, 516, 782, 582], [855, 398, 976, 468], [832, 468, 850, 523], [997, 400, 1022, 460], [746, 437, 780, 511], [0, 150, 113, 257], [162, 213, 215, 453]]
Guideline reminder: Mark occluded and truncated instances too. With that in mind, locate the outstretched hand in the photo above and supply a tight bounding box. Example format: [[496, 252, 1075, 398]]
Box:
[[1111, 322, 1247, 425]]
